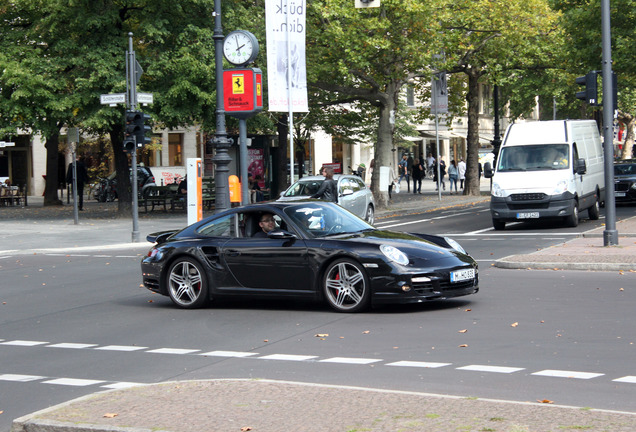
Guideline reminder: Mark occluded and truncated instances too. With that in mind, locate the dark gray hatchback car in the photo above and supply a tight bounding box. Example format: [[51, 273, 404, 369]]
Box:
[[614, 159, 636, 203]]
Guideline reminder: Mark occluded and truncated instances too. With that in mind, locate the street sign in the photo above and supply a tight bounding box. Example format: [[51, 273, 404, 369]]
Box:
[[100, 93, 126, 106], [0, 141, 16, 147], [137, 92, 154, 105]]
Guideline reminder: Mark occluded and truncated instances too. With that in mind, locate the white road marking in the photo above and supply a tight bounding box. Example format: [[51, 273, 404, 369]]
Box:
[[146, 348, 201, 355], [102, 382, 145, 389], [0, 340, 48, 346], [320, 357, 382, 365], [48, 343, 98, 349], [94, 345, 148, 352], [0, 374, 45, 382], [43, 378, 105, 386], [613, 376, 636, 384], [532, 370, 604, 380], [259, 354, 318, 361], [200, 350, 258, 358], [457, 365, 525, 374], [386, 361, 451, 368]]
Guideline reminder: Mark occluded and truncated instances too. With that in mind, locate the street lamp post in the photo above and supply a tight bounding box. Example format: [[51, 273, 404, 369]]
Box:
[[208, 0, 232, 213]]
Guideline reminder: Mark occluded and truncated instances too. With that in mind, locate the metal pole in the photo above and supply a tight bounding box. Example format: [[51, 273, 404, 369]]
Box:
[[601, 0, 618, 246], [239, 119, 249, 205], [433, 79, 441, 201], [286, 12, 295, 186], [209, 1, 232, 213], [128, 33, 140, 242], [72, 149, 78, 225]]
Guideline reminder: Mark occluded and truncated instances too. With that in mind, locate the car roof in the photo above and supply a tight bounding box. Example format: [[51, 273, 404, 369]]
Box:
[[294, 174, 352, 182]]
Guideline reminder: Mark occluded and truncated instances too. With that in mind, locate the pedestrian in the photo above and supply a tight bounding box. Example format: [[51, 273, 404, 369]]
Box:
[[66, 156, 89, 211], [458, 158, 466, 189], [434, 158, 446, 191], [397, 154, 410, 192], [311, 166, 338, 202], [411, 158, 424, 194], [448, 159, 459, 194]]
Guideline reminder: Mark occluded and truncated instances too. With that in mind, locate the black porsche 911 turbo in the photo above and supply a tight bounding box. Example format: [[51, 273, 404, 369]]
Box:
[[141, 201, 478, 312]]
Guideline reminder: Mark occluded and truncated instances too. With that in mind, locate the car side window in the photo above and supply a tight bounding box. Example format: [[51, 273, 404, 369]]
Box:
[[340, 178, 353, 194], [197, 214, 237, 238], [351, 178, 363, 192]]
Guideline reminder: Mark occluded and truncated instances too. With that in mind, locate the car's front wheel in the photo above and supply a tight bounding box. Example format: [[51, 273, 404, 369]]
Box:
[[166, 257, 209, 309], [323, 259, 370, 313]]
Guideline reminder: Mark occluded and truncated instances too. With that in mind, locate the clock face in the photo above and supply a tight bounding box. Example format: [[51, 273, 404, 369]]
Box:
[[223, 31, 258, 66]]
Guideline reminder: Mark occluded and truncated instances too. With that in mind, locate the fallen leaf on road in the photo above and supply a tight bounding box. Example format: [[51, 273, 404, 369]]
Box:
[[511, 322, 519, 327], [620, 288, 624, 291], [458, 329, 468, 333], [241, 427, 253, 431], [103, 413, 118, 418], [537, 399, 554, 404], [459, 344, 468, 348], [362, 330, 370, 334], [464, 309, 471, 312], [315, 334, 329, 338]]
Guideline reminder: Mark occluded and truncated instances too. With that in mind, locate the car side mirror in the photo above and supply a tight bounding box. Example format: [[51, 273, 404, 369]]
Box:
[[574, 158, 587, 175], [484, 162, 494, 178]]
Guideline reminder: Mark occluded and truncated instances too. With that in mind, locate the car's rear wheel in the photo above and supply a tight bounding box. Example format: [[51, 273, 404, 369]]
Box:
[[323, 259, 370, 313], [166, 257, 209, 309], [365, 205, 375, 225]]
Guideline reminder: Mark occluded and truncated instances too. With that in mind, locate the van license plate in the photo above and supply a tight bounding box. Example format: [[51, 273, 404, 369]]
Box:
[[451, 268, 475, 283], [517, 212, 539, 219], [615, 192, 626, 197]]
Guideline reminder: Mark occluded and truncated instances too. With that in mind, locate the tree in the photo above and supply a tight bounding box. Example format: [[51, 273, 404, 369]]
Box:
[[436, 0, 563, 195], [306, 0, 443, 207]]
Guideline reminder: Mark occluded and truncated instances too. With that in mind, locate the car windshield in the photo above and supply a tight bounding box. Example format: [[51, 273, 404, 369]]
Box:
[[283, 179, 324, 197], [497, 144, 569, 171], [614, 163, 636, 176], [284, 202, 371, 238]]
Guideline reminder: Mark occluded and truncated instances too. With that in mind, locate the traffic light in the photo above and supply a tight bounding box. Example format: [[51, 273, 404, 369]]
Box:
[[575, 71, 598, 105], [123, 111, 137, 153], [123, 110, 152, 153]]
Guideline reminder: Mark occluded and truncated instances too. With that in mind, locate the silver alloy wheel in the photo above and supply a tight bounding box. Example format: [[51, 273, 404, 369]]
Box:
[[366, 205, 375, 225], [167, 258, 208, 308], [324, 259, 369, 312]]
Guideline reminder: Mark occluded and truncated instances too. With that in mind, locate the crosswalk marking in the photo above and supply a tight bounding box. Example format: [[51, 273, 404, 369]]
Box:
[[43, 378, 105, 386], [532, 370, 604, 380], [386, 361, 451, 368], [200, 350, 258, 358], [146, 348, 200, 355], [0, 340, 48, 346], [457, 365, 525, 374], [48, 343, 98, 349], [259, 354, 318, 361], [0, 374, 45, 382], [320, 357, 382, 365], [613, 376, 636, 384], [94, 345, 148, 352]]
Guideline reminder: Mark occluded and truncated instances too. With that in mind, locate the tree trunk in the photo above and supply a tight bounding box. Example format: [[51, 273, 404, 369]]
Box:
[[370, 87, 398, 208], [464, 70, 482, 196], [619, 113, 635, 160], [109, 127, 132, 217], [43, 131, 63, 206]]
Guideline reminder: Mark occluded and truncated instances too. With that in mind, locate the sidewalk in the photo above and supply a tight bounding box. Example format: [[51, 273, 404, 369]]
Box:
[[5, 181, 636, 432]]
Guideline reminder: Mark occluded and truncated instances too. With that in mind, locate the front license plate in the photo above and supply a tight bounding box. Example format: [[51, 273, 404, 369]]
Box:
[[451, 268, 475, 283], [517, 212, 539, 219], [616, 192, 626, 197]]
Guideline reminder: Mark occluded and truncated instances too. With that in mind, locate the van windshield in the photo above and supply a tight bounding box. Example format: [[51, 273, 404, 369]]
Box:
[[497, 144, 569, 172]]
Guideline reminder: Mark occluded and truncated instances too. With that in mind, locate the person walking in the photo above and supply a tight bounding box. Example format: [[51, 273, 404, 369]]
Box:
[[434, 158, 446, 191], [311, 166, 338, 202], [411, 158, 424, 194], [448, 159, 459, 194], [397, 154, 410, 192], [458, 158, 467, 189], [66, 156, 89, 211]]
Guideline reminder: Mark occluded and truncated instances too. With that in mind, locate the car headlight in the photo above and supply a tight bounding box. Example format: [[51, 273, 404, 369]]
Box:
[[552, 180, 568, 195], [380, 245, 409, 266], [492, 182, 505, 197], [630, 183, 636, 191], [444, 237, 466, 254]]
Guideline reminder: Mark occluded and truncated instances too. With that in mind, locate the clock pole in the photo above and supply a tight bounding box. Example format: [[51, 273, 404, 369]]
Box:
[[208, 0, 232, 213]]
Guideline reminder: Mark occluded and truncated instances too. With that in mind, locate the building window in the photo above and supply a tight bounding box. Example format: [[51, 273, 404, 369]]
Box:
[[406, 85, 415, 107], [168, 133, 183, 166]]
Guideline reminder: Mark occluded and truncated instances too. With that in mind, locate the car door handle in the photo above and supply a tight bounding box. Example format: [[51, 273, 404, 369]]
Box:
[[225, 250, 241, 257]]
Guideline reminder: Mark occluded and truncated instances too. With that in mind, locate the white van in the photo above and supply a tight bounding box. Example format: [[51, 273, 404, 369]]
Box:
[[484, 120, 605, 230]]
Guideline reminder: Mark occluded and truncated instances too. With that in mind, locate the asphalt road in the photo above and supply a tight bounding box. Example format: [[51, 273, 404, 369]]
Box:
[[2, 204, 636, 431]]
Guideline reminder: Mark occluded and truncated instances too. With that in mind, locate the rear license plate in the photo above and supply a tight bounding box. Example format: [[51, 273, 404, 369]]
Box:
[[451, 268, 475, 283], [517, 212, 539, 219], [616, 192, 626, 197]]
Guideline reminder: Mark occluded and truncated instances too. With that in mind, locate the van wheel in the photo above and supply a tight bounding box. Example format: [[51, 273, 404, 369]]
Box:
[[565, 203, 579, 227], [492, 219, 505, 231], [588, 197, 600, 220]]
